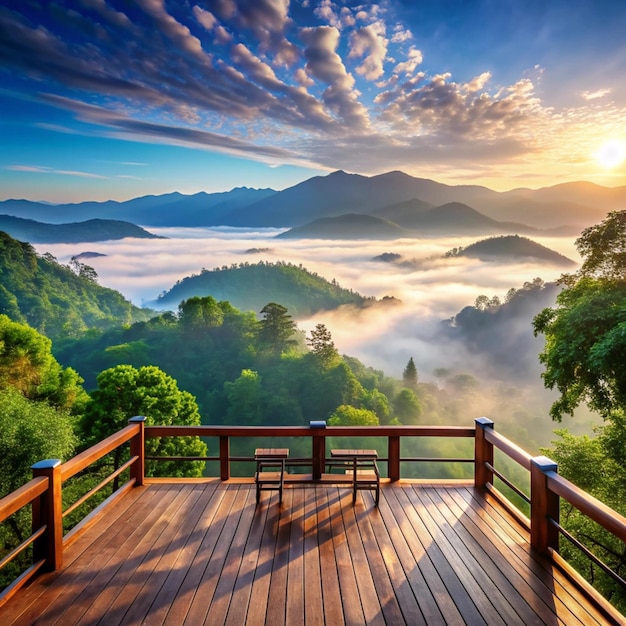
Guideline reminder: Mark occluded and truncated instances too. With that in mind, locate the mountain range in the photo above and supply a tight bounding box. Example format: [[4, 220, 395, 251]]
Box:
[[2, 170, 624, 231]]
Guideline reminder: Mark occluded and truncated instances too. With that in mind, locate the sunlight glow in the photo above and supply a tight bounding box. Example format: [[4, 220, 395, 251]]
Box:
[[595, 139, 626, 169]]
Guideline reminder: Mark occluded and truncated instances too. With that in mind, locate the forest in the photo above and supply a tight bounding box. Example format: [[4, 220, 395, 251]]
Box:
[[1, 212, 626, 609]]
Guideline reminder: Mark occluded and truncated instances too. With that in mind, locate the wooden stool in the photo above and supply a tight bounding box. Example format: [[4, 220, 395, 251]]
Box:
[[254, 448, 289, 504], [330, 449, 380, 506]]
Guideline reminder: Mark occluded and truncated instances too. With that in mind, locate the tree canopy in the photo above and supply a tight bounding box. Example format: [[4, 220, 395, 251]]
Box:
[[0, 314, 87, 411], [533, 211, 626, 420], [81, 364, 207, 477]]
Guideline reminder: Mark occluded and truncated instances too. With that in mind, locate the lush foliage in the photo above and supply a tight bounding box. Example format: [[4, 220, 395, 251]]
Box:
[[533, 212, 626, 420], [81, 364, 207, 477], [0, 231, 154, 339], [155, 260, 370, 316], [0, 387, 77, 498], [0, 314, 87, 411]]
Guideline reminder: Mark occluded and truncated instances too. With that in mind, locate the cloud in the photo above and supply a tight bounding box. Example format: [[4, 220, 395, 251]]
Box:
[[391, 26, 412, 44], [7, 164, 107, 178], [2, 1, 626, 189], [39, 94, 303, 163], [300, 26, 370, 131], [349, 21, 388, 81], [78, 0, 132, 29], [581, 88, 612, 101], [392, 46, 423, 76], [31, 228, 578, 386], [206, 0, 298, 64]]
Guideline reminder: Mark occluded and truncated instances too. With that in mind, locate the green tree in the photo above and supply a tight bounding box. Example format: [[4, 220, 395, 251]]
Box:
[[328, 404, 379, 426], [81, 365, 207, 477], [393, 388, 422, 424], [69, 256, 98, 283], [0, 388, 77, 587], [0, 315, 86, 411], [307, 323, 339, 367], [533, 211, 626, 421], [0, 388, 76, 498], [178, 296, 224, 333], [402, 357, 418, 389], [224, 369, 264, 425], [256, 302, 297, 355]]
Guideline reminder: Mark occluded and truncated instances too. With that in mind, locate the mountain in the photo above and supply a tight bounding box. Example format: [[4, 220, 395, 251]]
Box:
[[225, 170, 499, 227], [228, 169, 625, 230], [0, 215, 162, 243], [276, 213, 410, 239], [0, 187, 276, 227], [374, 200, 535, 234], [152, 261, 372, 317], [447, 235, 576, 266], [3, 170, 624, 230], [0, 231, 155, 340]]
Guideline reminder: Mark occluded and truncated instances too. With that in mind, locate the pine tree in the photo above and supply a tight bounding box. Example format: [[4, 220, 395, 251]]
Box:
[[402, 357, 418, 389]]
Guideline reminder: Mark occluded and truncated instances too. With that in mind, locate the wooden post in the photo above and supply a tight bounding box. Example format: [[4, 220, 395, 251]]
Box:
[[474, 417, 494, 489], [530, 455, 559, 556], [310, 421, 326, 480], [219, 436, 230, 480], [31, 459, 63, 571], [388, 435, 400, 482], [128, 416, 146, 487]]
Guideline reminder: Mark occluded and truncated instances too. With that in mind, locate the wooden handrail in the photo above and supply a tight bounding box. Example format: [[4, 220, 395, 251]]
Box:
[[484, 427, 533, 470], [61, 423, 140, 480], [144, 425, 476, 438], [547, 472, 626, 541], [0, 477, 48, 523], [144, 424, 476, 481]]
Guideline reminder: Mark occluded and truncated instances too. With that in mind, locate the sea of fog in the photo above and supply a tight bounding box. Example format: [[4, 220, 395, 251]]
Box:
[[33, 227, 581, 382]]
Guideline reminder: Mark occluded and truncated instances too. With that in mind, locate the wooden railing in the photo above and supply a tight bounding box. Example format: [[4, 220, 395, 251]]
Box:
[[0, 417, 145, 607], [143, 423, 476, 481], [474, 417, 626, 621], [2, 416, 626, 616]]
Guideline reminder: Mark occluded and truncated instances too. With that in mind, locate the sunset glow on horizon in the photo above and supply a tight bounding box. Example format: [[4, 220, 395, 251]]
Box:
[[1, 0, 626, 203]]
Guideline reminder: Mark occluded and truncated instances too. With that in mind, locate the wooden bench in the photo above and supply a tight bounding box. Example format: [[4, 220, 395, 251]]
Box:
[[329, 449, 380, 506], [254, 448, 289, 504]]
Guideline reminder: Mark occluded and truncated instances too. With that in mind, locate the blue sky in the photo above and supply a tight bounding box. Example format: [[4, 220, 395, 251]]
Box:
[[1, 0, 625, 202]]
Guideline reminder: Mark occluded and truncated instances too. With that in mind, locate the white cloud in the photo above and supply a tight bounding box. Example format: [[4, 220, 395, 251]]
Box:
[[391, 26, 412, 43], [393, 46, 423, 76], [300, 26, 370, 130], [193, 6, 218, 31], [349, 22, 388, 81], [581, 88, 612, 100]]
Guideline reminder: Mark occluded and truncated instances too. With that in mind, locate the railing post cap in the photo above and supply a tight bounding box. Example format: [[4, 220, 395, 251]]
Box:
[[531, 455, 558, 472], [31, 459, 62, 470], [475, 417, 494, 429], [128, 415, 147, 423], [310, 420, 326, 429]]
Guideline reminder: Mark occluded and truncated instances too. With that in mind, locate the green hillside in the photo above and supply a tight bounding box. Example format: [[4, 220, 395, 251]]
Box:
[[154, 261, 371, 316], [446, 235, 576, 265], [0, 231, 155, 339], [0, 215, 163, 243]]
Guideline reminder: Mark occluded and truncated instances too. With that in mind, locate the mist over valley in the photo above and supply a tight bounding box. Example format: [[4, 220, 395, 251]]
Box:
[[3, 169, 614, 449]]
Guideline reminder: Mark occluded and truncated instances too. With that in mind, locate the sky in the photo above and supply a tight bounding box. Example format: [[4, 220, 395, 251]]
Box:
[[1, 0, 626, 203]]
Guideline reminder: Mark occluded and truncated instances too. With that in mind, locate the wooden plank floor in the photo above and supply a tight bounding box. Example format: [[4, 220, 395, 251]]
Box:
[[2, 480, 620, 625]]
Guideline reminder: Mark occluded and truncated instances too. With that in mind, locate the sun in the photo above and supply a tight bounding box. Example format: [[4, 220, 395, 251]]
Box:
[[595, 139, 626, 169]]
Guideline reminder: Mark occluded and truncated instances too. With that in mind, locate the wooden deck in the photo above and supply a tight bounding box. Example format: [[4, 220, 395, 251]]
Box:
[[2, 480, 618, 625]]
